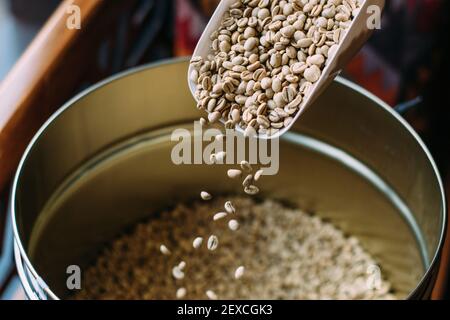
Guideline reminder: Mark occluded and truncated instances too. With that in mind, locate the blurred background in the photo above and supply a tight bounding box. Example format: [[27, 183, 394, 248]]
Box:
[[0, 0, 449, 299]]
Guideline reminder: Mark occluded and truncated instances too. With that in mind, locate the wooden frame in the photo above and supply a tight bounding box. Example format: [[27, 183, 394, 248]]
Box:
[[0, 0, 107, 192]]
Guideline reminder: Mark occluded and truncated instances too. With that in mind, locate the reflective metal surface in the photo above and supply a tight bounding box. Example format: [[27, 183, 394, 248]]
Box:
[[10, 59, 446, 299]]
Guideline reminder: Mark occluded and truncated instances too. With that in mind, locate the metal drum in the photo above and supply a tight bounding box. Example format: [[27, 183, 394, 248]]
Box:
[[9, 59, 446, 299]]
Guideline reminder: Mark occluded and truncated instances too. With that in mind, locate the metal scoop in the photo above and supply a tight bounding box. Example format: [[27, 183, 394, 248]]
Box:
[[188, 0, 385, 139]]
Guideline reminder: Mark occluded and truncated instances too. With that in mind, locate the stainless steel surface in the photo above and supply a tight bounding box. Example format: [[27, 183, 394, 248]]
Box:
[[10, 59, 446, 299]]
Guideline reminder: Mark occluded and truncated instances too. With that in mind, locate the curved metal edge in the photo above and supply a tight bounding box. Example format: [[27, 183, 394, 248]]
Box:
[[334, 77, 447, 299], [282, 132, 429, 268], [14, 241, 38, 300], [9, 57, 447, 300], [9, 57, 190, 300]]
